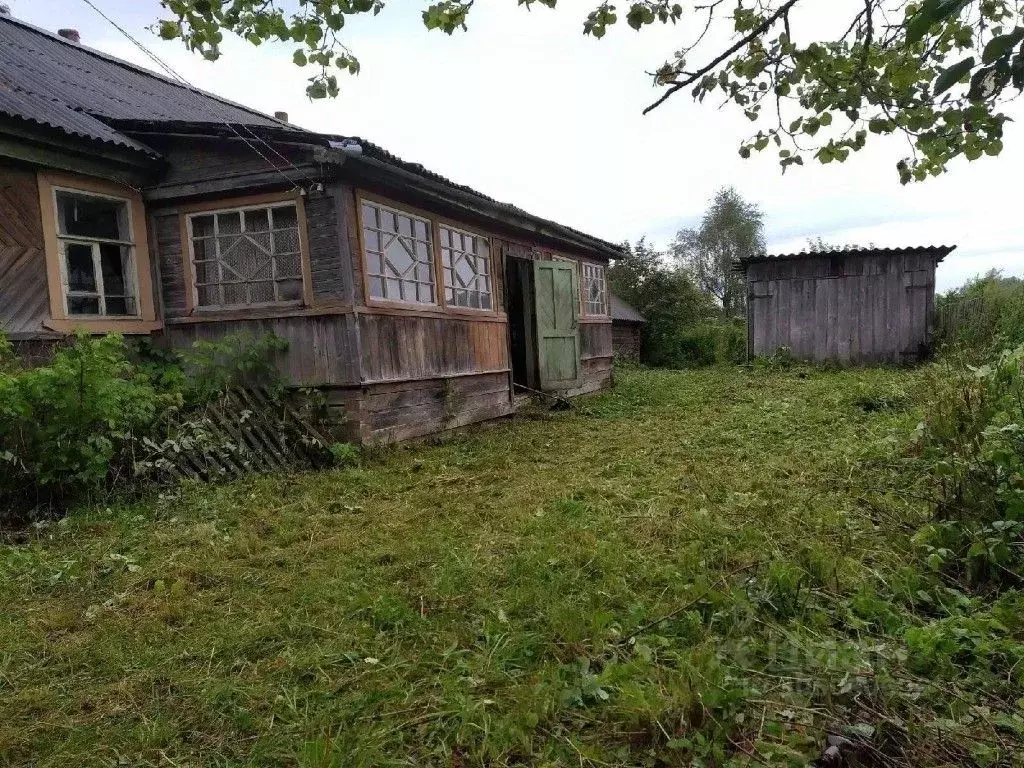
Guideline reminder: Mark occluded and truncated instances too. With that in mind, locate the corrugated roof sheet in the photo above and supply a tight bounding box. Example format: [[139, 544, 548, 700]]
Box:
[[737, 244, 956, 272], [0, 83, 158, 155], [610, 294, 645, 323], [0, 15, 289, 130]]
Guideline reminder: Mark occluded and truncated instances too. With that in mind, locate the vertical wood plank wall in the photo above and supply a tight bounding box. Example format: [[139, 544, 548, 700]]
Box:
[[747, 252, 939, 364], [0, 166, 51, 338]]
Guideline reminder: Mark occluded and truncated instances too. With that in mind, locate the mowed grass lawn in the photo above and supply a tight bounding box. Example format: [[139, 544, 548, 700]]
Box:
[[1, 366, 931, 766]]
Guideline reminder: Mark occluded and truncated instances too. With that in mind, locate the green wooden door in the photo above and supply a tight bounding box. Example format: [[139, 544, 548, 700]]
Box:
[[533, 259, 581, 391]]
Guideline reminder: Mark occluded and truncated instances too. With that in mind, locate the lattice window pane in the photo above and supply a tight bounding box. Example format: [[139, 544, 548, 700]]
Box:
[[360, 201, 435, 305], [189, 202, 304, 308], [439, 225, 492, 310], [582, 263, 608, 316]]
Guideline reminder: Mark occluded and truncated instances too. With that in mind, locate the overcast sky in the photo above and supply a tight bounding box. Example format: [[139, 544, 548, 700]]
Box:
[[11, 0, 1023, 291]]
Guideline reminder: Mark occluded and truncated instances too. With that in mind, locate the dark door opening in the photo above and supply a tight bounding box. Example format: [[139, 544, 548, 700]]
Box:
[[505, 255, 538, 390]]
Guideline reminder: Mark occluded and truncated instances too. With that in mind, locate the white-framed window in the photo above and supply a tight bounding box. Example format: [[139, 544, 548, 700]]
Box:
[[439, 225, 492, 310], [582, 262, 608, 316], [360, 201, 436, 305], [53, 188, 139, 317], [187, 203, 304, 308]]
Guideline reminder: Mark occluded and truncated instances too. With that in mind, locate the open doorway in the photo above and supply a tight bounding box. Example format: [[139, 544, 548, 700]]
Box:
[[505, 255, 538, 391]]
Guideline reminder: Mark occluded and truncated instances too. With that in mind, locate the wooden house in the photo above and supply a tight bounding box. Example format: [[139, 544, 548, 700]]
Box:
[[610, 294, 645, 361], [0, 15, 621, 442], [738, 246, 955, 365]]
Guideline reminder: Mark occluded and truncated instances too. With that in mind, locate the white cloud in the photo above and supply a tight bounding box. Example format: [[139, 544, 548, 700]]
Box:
[[15, 0, 1024, 292]]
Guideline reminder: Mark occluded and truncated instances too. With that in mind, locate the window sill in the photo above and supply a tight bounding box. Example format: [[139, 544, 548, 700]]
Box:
[[43, 318, 163, 335], [168, 303, 353, 324]]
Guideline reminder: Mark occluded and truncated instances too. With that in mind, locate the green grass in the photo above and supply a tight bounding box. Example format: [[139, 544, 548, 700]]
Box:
[[0, 365, 1012, 766]]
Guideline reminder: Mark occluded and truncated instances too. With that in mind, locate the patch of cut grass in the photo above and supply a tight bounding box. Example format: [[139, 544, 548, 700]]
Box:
[[0, 365, 1007, 766]]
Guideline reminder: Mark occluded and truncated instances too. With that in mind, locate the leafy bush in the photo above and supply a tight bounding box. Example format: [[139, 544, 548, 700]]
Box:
[[912, 344, 1024, 588], [0, 334, 164, 517], [0, 330, 293, 524], [935, 270, 1024, 356], [665, 321, 747, 369]]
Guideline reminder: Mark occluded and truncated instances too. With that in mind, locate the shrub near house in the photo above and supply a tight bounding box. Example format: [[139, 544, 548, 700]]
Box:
[[0, 331, 316, 524]]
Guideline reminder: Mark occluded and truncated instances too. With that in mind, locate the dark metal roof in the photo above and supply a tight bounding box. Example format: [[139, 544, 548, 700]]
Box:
[[0, 15, 291, 142], [737, 244, 956, 273], [0, 85, 159, 156], [610, 294, 645, 323]]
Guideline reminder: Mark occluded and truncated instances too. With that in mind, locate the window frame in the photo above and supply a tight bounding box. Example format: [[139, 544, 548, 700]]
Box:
[[437, 222, 494, 313], [177, 191, 313, 316], [358, 197, 439, 308], [37, 171, 159, 334], [580, 261, 610, 318], [51, 186, 141, 319], [355, 191, 499, 317]]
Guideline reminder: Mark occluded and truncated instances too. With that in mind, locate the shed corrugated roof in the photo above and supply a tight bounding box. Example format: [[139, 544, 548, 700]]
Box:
[[610, 294, 646, 323], [737, 245, 956, 273]]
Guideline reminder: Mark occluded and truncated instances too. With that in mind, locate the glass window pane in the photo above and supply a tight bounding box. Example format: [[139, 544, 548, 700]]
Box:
[[105, 297, 130, 316], [278, 278, 303, 301], [271, 205, 298, 230], [191, 215, 215, 239], [245, 209, 270, 232], [363, 229, 380, 252], [68, 296, 100, 315], [369, 277, 384, 298], [217, 211, 241, 235], [361, 203, 378, 228], [56, 192, 126, 240], [65, 243, 96, 292], [99, 243, 129, 298]]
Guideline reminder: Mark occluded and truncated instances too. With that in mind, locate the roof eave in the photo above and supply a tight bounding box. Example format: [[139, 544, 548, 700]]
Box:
[[338, 152, 624, 260]]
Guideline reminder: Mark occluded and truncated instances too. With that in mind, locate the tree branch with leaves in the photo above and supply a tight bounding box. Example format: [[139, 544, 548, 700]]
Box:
[[155, 0, 1024, 181]]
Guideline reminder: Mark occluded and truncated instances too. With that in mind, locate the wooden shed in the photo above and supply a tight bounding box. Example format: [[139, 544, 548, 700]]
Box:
[[610, 294, 645, 361], [739, 246, 955, 365]]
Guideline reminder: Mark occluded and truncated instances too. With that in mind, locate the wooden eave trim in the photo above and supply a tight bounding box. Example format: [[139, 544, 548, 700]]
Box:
[[578, 318, 613, 325], [341, 156, 622, 261], [142, 167, 323, 202]]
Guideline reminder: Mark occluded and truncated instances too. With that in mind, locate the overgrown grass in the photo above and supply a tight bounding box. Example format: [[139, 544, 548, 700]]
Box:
[[1, 366, 1020, 766]]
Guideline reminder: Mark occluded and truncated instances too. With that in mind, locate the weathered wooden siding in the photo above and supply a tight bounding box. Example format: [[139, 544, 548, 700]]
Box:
[[141, 137, 315, 192], [571, 320, 613, 395], [0, 166, 51, 338], [612, 323, 643, 360], [747, 252, 939, 364], [161, 315, 360, 386], [359, 371, 512, 443], [358, 313, 509, 384]]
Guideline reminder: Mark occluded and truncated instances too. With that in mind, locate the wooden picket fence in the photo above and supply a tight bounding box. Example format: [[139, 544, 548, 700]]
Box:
[[134, 387, 333, 484]]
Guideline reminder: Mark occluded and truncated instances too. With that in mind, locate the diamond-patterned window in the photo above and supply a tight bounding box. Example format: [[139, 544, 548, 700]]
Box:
[[187, 203, 304, 308], [582, 262, 608, 316], [439, 226, 492, 310], [360, 201, 436, 305]]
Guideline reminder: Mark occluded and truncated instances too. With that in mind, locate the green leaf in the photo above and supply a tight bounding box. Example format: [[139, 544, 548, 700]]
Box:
[[983, 28, 1024, 64], [934, 56, 975, 95], [293, 49, 308, 67], [907, 0, 970, 45]]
